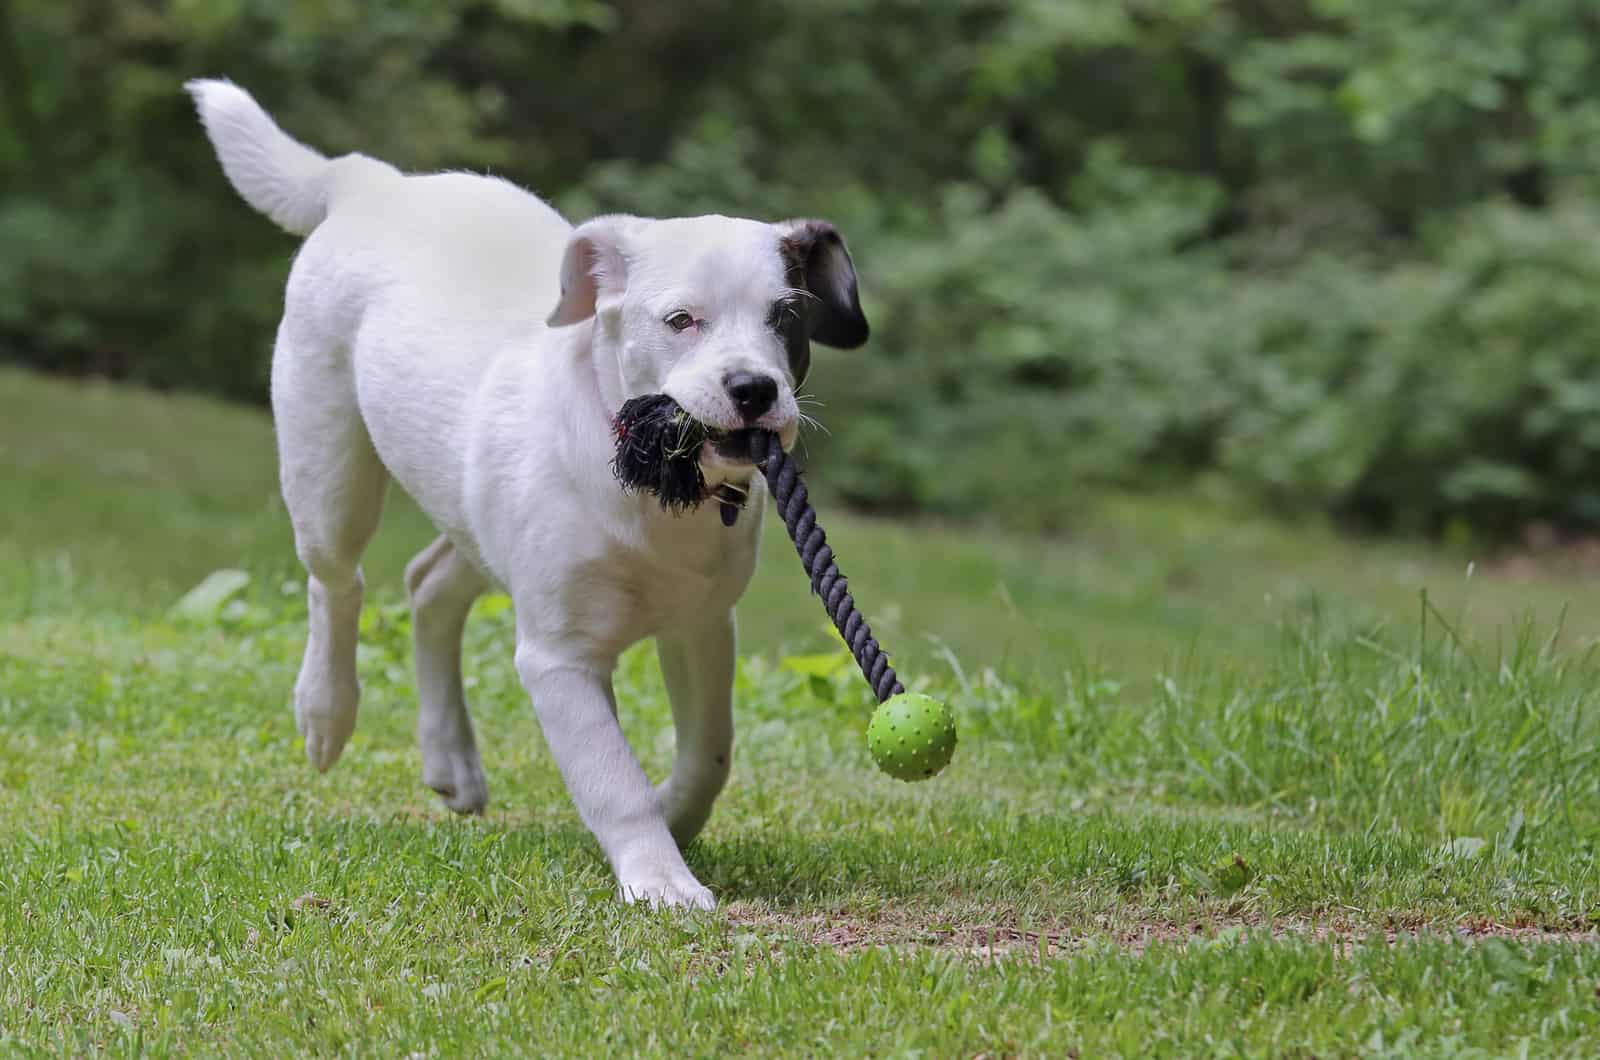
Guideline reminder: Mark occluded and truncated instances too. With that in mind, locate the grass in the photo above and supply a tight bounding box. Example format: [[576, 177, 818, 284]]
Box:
[[3, 366, 1600, 1055], [7, 369, 1598, 675]]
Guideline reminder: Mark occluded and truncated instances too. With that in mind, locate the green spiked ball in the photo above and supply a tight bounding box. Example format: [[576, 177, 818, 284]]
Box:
[[866, 693, 957, 781]]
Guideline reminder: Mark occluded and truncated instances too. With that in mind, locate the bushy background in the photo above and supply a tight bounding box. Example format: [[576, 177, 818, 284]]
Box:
[[4, 0, 1600, 535]]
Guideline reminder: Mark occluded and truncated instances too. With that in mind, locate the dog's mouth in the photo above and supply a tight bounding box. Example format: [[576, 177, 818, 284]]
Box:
[[611, 394, 777, 519], [702, 426, 761, 464]]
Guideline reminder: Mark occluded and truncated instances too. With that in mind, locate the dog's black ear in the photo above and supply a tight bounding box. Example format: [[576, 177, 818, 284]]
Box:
[[776, 219, 869, 349], [548, 214, 641, 327]]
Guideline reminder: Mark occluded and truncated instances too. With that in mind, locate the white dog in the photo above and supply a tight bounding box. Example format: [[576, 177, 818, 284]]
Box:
[[188, 80, 868, 909]]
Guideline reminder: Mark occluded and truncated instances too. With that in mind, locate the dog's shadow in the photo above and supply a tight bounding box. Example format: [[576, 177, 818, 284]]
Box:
[[297, 813, 955, 910], [684, 830, 947, 908]]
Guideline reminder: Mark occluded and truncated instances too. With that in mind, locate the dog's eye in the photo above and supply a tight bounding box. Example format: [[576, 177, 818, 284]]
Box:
[[665, 311, 696, 333]]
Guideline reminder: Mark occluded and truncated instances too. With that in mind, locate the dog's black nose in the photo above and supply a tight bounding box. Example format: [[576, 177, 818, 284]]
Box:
[[725, 372, 778, 423]]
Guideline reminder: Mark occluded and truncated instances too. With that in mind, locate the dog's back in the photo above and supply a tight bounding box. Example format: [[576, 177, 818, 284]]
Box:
[[188, 79, 572, 536], [187, 78, 568, 336]]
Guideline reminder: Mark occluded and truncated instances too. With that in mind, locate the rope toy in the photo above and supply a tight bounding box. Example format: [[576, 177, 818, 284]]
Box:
[[612, 395, 957, 781], [611, 394, 713, 514]]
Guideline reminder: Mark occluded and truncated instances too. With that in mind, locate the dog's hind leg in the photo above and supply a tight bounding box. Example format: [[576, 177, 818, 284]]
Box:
[[273, 330, 389, 773], [405, 535, 489, 813]]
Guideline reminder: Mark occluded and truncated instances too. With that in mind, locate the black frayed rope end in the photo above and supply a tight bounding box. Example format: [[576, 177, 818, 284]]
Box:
[[611, 394, 709, 514]]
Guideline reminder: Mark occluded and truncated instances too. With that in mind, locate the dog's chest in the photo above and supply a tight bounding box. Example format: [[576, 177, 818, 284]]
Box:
[[641, 516, 757, 614], [533, 512, 758, 655]]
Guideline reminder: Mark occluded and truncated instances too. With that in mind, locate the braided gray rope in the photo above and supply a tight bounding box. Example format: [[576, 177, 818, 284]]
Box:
[[750, 432, 905, 704]]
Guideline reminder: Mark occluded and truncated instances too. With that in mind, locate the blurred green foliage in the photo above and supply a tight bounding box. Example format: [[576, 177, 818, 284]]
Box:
[[4, 0, 1600, 534]]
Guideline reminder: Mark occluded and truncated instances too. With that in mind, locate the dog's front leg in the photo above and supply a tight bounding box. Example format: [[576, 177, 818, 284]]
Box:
[[515, 644, 715, 910], [656, 608, 735, 845]]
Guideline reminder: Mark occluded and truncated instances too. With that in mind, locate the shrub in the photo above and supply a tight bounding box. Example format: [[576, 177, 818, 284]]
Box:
[[6, 0, 1600, 536]]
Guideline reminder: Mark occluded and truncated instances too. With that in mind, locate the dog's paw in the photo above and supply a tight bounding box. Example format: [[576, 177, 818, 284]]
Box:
[[422, 746, 488, 815], [294, 674, 358, 772], [616, 854, 716, 911]]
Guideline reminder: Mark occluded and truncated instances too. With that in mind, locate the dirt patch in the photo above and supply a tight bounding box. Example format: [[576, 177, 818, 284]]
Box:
[[723, 904, 1600, 961], [289, 892, 333, 913]]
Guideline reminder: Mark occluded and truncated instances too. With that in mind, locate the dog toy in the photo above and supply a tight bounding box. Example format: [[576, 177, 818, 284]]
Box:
[[612, 395, 957, 781], [611, 394, 713, 515], [864, 693, 958, 781]]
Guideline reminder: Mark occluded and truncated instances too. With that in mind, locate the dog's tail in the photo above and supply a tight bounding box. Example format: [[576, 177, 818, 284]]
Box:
[[186, 79, 341, 236]]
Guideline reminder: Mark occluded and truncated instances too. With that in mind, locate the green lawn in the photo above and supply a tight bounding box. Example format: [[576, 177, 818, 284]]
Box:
[[3, 367, 1600, 1055]]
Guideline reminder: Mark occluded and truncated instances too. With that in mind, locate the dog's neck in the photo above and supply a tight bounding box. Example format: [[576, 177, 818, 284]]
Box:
[[583, 317, 626, 418]]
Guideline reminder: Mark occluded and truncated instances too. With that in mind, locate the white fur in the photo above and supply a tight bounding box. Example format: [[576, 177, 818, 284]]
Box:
[[187, 79, 828, 910]]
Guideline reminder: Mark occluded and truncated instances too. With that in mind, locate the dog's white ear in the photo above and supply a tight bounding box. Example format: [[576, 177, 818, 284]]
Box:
[[775, 219, 870, 349], [548, 214, 640, 327]]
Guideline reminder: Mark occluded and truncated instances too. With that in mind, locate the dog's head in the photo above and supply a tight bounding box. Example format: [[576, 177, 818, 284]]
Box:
[[547, 213, 868, 479]]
